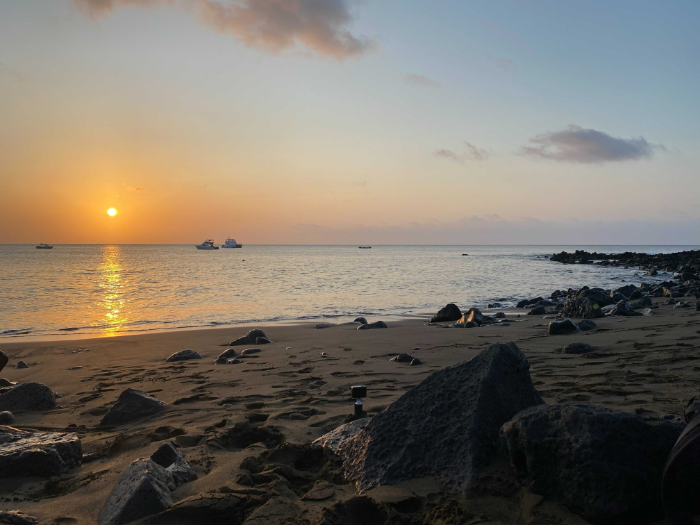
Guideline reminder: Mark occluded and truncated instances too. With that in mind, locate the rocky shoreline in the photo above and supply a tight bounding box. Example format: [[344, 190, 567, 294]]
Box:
[[1, 251, 699, 524]]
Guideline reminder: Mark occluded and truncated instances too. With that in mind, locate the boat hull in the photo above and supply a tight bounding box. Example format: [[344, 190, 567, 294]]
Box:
[[222, 245, 242, 248], [195, 246, 219, 250], [36, 246, 53, 249]]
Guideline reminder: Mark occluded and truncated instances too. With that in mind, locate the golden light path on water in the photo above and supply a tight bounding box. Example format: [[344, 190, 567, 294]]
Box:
[[96, 246, 128, 335]]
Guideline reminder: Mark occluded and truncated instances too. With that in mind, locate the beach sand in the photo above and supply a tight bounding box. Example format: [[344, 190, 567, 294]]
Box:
[[1, 301, 699, 524]]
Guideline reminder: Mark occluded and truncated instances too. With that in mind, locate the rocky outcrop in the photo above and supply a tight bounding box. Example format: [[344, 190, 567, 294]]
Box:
[[100, 389, 166, 427], [458, 308, 496, 326], [559, 288, 614, 319], [150, 442, 197, 487], [339, 343, 544, 492], [577, 319, 597, 331], [165, 350, 202, 362], [0, 382, 56, 412], [313, 419, 369, 453], [217, 348, 238, 360], [0, 425, 82, 478], [501, 404, 683, 524], [229, 329, 271, 346], [357, 321, 388, 330], [430, 304, 462, 323], [547, 319, 580, 335], [0, 511, 38, 525]]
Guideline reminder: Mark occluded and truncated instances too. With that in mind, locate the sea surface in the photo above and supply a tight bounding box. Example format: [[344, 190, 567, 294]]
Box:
[[1, 245, 696, 340]]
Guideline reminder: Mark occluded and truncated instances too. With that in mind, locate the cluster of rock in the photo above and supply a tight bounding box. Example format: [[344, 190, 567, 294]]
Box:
[[229, 329, 272, 346], [551, 249, 700, 276], [314, 342, 685, 524], [428, 305, 510, 328]]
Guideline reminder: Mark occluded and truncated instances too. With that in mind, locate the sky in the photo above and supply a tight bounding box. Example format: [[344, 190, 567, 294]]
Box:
[[0, 0, 698, 244]]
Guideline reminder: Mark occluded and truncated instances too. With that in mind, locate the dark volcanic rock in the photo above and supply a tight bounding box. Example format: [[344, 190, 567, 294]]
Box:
[[613, 284, 638, 299], [13, 361, 28, 369], [354, 317, 368, 325], [229, 329, 269, 346], [458, 308, 496, 326], [577, 319, 597, 332], [560, 288, 614, 319], [165, 349, 202, 362], [0, 351, 7, 374], [255, 337, 272, 345], [0, 412, 14, 425], [0, 425, 82, 478], [0, 382, 56, 412], [607, 301, 642, 317], [339, 342, 544, 492], [217, 348, 238, 360], [562, 342, 593, 354], [100, 389, 166, 427], [149, 441, 196, 487], [501, 404, 683, 524], [357, 321, 388, 330], [547, 319, 580, 336], [409, 358, 422, 366], [527, 306, 546, 315], [98, 458, 175, 525], [430, 303, 462, 323], [0, 511, 38, 525], [389, 354, 414, 363], [630, 296, 653, 309]]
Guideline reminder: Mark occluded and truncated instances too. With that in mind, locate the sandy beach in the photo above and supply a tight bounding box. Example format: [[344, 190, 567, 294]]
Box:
[[1, 296, 699, 524]]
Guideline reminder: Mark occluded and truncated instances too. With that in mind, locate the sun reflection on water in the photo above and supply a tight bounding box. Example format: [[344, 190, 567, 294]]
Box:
[[97, 246, 127, 335]]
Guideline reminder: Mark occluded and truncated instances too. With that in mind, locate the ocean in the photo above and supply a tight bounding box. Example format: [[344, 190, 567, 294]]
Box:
[[0, 245, 696, 340]]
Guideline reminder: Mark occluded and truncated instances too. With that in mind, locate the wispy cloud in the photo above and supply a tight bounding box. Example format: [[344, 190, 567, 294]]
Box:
[[403, 73, 440, 88], [74, 0, 375, 60], [434, 141, 490, 163], [487, 55, 514, 71], [519, 124, 664, 163]]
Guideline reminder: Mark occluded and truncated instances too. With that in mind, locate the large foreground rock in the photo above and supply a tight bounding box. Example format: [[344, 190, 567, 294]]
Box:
[[0, 511, 38, 525], [501, 404, 683, 524], [339, 342, 544, 492], [98, 459, 175, 525], [0, 382, 56, 412], [313, 419, 369, 453], [430, 303, 462, 323], [100, 389, 166, 427], [0, 425, 82, 478]]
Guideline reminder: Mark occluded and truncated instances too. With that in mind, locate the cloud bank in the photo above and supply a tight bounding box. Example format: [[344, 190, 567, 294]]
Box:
[[284, 216, 700, 245], [434, 141, 490, 163], [75, 0, 375, 60], [403, 73, 440, 88], [520, 124, 664, 163]]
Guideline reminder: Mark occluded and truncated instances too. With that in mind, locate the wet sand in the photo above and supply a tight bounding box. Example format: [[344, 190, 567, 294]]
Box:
[[1, 301, 699, 523]]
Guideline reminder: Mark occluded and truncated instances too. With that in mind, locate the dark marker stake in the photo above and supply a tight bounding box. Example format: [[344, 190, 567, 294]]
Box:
[[351, 385, 367, 417]]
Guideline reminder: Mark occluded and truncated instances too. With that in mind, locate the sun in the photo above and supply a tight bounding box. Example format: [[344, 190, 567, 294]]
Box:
[[107, 208, 117, 217]]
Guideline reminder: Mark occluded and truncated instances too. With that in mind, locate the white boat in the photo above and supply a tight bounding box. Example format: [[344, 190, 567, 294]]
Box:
[[36, 243, 53, 249], [222, 237, 242, 248], [195, 239, 219, 250]]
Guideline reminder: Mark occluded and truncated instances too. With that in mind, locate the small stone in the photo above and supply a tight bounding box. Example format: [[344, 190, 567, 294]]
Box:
[[577, 319, 597, 331], [14, 361, 28, 369], [562, 343, 593, 354], [354, 317, 368, 325], [99, 389, 165, 427], [229, 329, 268, 346], [241, 348, 261, 356], [430, 304, 462, 323], [149, 441, 196, 487], [217, 348, 238, 360], [0, 426, 82, 478], [165, 350, 202, 362], [389, 354, 413, 363], [0, 382, 56, 412], [547, 319, 580, 336], [357, 321, 388, 330], [0, 411, 14, 424], [528, 306, 546, 315], [494, 312, 506, 318]]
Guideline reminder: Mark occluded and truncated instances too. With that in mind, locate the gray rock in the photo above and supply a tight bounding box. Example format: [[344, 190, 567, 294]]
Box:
[[630, 296, 653, 309], [528, 306, 546, 315], [607, 300, 643, 316], [100, 389, 166, 427], [547, 319, 580, 336], [98, 458, 175, 525], [240, 348, 261, 356], [458, 308, 496, 326], [577, 319, 597, 331], [357, 321, 388, 330], [255, 337, 272, 345], [229, 329, 269, 346], [215, 358, 242, 365], [674, 301, 694, 309], [501, 404, 683, 524], [339, 342, 544, 492], [389, 353, 413, 363], [409, 358, 423, 366], [165, 349, 202, 362], [0, 412, 14, 425], [0, 379, 12, 387], [354, 317, 368, 325], [149, 441, 196, 487], [13, 361, 28, 369], [430, 303, 462, 323], [313, 419, 369, 453], [0, 425, 82, 478], [494, 312, 506, 319], [0, 382, 56, 412], [613, 284, 638, 299], [315, 323, 335, 329], [647, 267, 658, 276], [562, 342, 593, 354], [217, 348, 238, 360], [0, 511, 38, 525]]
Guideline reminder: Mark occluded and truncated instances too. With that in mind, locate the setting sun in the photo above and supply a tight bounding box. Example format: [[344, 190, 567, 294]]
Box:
[[107, 208, 117, 217]]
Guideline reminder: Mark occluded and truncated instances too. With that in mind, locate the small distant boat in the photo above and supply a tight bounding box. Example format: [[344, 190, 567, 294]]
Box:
[[195, 239, 219, 250], [36, 243, 53, 249], [462, 253, 469, 256], [222, 237, 242, 248], [359, 246, 372, 249]]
